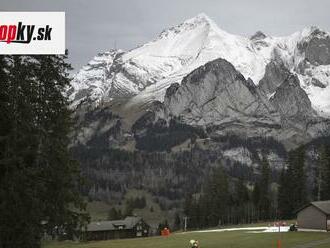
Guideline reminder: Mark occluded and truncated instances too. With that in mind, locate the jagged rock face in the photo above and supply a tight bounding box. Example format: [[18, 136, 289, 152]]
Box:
[[148, 58, 330, 146], [69, 50, 132, 108], [71, 106, 123, 148], [259, 61, 291, 95], [250, 31, 267, 41], [131, 101, 167, 136], [311, 77, 326, 88], [270, 75, 315, 120], [163, 58, 280, 129], [298, 29, 330, 65]]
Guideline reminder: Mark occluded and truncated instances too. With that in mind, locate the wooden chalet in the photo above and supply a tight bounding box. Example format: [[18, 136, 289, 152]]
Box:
[[82, 216, 150, 241]]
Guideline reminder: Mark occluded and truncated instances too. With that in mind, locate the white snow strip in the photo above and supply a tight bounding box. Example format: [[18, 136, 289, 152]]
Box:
[[181, 226, 270, 234], [247, 226, 290, 233]]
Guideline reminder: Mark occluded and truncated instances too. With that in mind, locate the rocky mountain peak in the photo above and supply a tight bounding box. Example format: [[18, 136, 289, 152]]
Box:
[[180, 58, 241, 86], [303, 26, 329, 38], [250, 31, 267, 40], [163, 58, 280, 129], [270, 74, 315, 120], [259, 61, 291, 95], [297, 26, 330, 66], [185, 12, 214, 25], [157, 13, 216, 40]]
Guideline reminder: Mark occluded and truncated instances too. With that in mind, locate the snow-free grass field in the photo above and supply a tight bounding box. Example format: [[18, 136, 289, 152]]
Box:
[[44, 229, 330, 248]]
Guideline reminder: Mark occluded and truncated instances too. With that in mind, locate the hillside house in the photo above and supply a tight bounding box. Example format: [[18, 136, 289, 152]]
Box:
[[82, 216, 150, 241]]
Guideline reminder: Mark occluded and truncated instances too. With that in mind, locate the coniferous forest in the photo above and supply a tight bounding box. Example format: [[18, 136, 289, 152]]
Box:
[[184, 141, 330, 229], [0, 55, 89, 248]]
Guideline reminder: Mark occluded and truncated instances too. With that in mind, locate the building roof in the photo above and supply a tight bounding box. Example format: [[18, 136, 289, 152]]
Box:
[[297, 201, 330, 215], [86, 216, 143, 232], [311, 201, 330, 215]]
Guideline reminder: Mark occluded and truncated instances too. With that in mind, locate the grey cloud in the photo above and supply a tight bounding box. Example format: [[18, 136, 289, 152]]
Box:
[[2, 0, 330, 71]]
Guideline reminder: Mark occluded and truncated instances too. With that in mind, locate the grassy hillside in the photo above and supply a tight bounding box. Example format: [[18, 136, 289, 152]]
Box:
[[85, 201, 113, 221], [86, 189, 176, 228], [44, 230, 330, 248], [123, 189, 177, 229]]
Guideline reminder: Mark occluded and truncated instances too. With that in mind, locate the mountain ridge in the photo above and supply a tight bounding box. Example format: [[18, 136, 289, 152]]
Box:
[[69, 13, 330, 150], [69, 13, 330, 118]]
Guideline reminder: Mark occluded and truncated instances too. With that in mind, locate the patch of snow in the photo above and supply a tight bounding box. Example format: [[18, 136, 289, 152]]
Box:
[[247, 226, 290, 233], [182, 226, 290, 234], [298, 228, 328, 232], [223, 148, 253, 166], [267, 92, 276, 100]]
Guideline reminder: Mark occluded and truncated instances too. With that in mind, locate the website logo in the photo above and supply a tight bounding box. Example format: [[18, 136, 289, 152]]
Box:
[[0, 12, 65, 54]]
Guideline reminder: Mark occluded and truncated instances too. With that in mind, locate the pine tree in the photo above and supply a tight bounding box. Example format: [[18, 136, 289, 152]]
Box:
[[174, 213, 181, 231], [252, 157, 271, 221], [232, 179, 250, 224], [291, 146, 307, 209], [258, 157, 271, 220], [323, 145, 330, 200], [278, 145, 307, 219], [203, 166, 229, 226], [317, 145, 330, 200], [278, 167, 291, 219], [0, 54, 89, 248]]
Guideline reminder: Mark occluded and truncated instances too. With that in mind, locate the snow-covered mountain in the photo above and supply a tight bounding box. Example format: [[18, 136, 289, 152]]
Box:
[[69, 13, 330, 117], [69, 13, 330, 150]]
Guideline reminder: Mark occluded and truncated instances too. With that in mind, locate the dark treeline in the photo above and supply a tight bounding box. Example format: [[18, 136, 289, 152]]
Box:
[[184, 158, 274, 228], [184, 143, 330, 229], [0, 55, 88, 248], [134, 118, 206, 152], [75, 147, 214, 204], [73, 132, 286, 204]]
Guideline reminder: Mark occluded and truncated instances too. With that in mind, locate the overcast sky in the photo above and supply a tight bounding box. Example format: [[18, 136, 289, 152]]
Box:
[[2, 0, 330, 71]]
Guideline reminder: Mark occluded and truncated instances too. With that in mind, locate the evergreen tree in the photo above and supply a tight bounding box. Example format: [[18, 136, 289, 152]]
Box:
[[183, 194, 193, 225], [278, 145, 307, 219], [203, 166, 229, 226], [258, 157, 271, 220], [0, 54, 88, 248], [252, 157, 271, 220], [278, 167, 291, 219], [322, 145, 330, 200], [317, 145, 330, 200], [291, 146, 307, 209], [234, 180, 249, 205], [174, 213, 181, 230], [231, 179, 250, 224]]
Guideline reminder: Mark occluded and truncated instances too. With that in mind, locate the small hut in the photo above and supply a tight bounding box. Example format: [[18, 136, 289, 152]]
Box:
[[296, 200, 330, 231]]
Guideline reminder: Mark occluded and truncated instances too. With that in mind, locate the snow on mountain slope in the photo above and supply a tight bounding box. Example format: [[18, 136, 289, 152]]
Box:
[[123, 13, 269, 83], [69, 13, 330, 116], [68, 50, 142, 108]]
